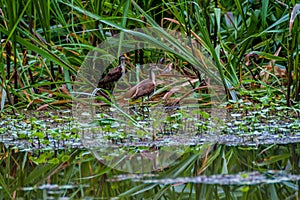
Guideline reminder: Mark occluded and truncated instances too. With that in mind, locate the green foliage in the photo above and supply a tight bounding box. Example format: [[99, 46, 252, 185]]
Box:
[[0, 0, 300, 199], [0, 142, 299, 199], [0, 0, 299, 109], [0, 106, 299, 198]]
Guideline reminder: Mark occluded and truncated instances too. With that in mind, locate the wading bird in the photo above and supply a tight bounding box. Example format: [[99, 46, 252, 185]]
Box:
[[124, 67, 158, 140], [96, 54, 129, 103], [97, 54, 129, 93], [124, 67, 157, 101]]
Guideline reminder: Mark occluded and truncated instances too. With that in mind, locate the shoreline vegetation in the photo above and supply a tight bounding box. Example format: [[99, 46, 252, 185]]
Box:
[[0, 0, 299, 199]]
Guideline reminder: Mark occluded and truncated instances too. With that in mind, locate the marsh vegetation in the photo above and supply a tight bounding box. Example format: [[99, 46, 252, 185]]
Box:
[[0, 0, 299, 199]]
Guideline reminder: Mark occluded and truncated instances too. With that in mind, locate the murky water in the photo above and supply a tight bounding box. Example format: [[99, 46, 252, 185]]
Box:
[[0, 108, 299, 198]]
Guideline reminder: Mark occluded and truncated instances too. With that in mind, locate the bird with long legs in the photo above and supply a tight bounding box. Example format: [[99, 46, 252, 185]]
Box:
[[96, 54, 129, 102], [124, 66, 158, 123], [124, 67, 157, 101], [98, 54, 129, 91]]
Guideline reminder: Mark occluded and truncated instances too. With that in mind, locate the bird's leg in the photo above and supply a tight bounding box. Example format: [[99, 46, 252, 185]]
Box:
[[141, 97, 144, 118], [139, 97, 147, 120], [141, 97, 152, 121], [145, 95, 151, 119], [139, 96, 146, 120]]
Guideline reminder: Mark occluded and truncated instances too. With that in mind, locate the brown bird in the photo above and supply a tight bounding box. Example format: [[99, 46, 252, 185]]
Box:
[[98, 54, 128, 89], [124, 67, 156, 101], [124, 67, 158, 140], [95, 55, 129, 104]]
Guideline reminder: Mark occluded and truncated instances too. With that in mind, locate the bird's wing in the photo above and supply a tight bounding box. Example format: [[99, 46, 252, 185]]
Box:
[[133, 81, 155, 99], [124, 79, 149, 99], [124, 84, 137, 99], [99, 67, 121, 84]]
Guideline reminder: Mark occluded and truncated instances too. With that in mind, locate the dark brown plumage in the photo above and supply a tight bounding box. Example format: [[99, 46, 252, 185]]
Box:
[[97, 55, 127, 92], [124, 67, 156, 100], [95, 55, 128, 104]]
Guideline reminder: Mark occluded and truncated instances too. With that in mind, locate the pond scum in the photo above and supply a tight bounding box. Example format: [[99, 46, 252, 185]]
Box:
[[1, 105, 300, 198]]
